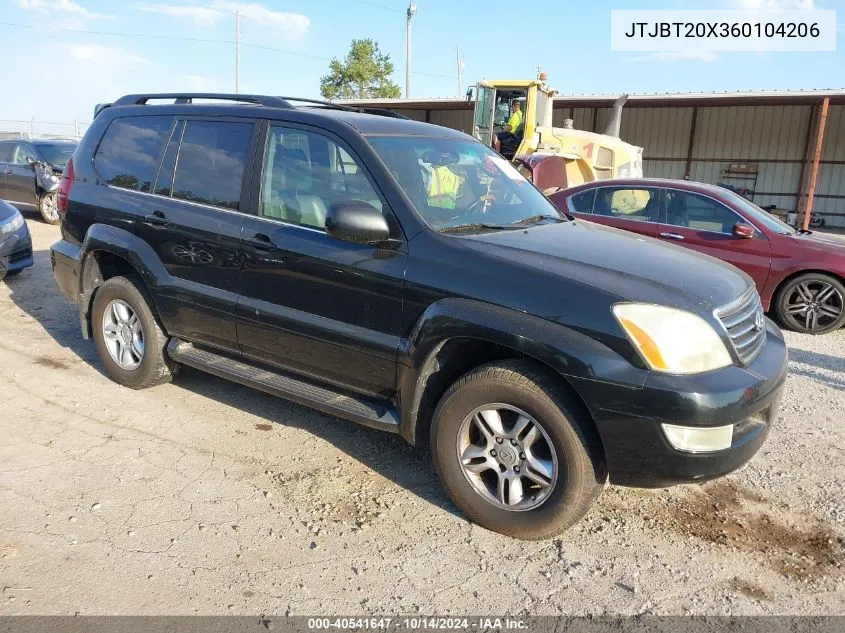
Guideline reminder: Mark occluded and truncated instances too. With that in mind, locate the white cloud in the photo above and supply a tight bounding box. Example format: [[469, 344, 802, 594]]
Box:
[[133, 2, 310, 34], [12, 0, 110, 19], [64, 43, 151, 67], [735, 0, 816, 9], [210, 1, 310, 33], [630, 50, 719, 62], [135, 4, 225, 26]]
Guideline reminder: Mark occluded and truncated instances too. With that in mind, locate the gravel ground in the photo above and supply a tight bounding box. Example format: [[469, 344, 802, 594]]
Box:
[[1, 217, 843, 615]]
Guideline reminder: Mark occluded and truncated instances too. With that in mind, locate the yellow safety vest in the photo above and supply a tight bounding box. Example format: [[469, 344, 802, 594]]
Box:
[[428, 165, 461, 209], [507, 110, 523, 132]]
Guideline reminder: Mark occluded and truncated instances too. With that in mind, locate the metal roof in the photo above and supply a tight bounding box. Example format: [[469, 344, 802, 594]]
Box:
[[342, 89, 845, 110]]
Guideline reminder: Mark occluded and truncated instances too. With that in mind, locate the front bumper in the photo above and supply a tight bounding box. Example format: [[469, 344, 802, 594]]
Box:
[[0, 224, 34, 272], [570, 320, 787, 487]]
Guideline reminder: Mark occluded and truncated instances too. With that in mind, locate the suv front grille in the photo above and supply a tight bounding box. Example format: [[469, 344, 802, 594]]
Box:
[[715, 288, 766, 366]]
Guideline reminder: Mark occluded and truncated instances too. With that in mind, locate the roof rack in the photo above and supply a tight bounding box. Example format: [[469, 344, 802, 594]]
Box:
[[112, 93, 294, 108], [277, 96, 358, 112]]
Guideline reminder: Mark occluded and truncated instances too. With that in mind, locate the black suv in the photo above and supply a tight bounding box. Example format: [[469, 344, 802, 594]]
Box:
[[0, 139, 76, 224], [51, 93, 787, 539]]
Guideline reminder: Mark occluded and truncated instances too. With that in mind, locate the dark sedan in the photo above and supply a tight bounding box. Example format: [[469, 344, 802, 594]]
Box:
[[0, 138, 76, 225], [0, 199, 33, 277], [549, 178, 845, 335]]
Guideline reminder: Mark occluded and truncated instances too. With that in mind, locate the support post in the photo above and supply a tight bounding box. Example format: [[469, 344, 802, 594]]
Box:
[[235, 10, 240, 93], [801, 96, 829, 231], [683, 107, 698, 180]]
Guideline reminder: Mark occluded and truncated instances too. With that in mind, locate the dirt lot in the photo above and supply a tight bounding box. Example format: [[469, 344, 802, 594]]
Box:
[[1, 217, 844, 615]]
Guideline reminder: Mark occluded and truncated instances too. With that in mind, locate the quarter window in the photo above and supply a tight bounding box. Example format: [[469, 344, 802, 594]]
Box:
[[94, 116, 173, 192], [260, 125, 383, 230], [664, 190, 743, 234], [593, 187, 660, 222], [171, 120, 253, 211], [568, 189, 595, 214]]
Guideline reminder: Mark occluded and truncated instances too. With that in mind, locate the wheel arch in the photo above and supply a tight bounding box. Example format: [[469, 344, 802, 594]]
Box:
[[397, 298, 645, 451], [77, 224, 168, 338], [769, 268, 845, 309]]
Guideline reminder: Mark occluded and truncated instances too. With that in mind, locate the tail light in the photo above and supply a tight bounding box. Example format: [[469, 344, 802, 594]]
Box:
[[57, 156, 74, 219]]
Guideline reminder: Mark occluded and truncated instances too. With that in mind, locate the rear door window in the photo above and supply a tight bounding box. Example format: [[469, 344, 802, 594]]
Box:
[[593, 187, 660, 222], [171, 120, 253, 211], [0, 142, 12, 163], [94, 116, 173, 192]]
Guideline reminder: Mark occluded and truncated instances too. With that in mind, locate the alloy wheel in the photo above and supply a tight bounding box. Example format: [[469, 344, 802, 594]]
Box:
[[102, 299, 145, 370], [456, 404, 558, 511], [784, 280, 844, 332]]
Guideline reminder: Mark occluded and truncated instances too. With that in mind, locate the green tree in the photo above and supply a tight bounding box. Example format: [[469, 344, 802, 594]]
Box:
[[320, 39, 402, 100]]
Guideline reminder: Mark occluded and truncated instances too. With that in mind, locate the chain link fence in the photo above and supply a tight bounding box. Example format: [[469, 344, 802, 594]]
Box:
[[0, 120, 89, 141]]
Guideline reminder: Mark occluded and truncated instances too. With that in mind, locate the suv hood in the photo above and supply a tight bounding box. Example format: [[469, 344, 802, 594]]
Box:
[[462, 220, 752, 314]]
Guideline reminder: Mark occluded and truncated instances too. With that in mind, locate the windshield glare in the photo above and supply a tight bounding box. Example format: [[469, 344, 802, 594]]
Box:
[[34, 143, 75, 168], [367, 136, 563, 231], [722, 189, 796, 235]]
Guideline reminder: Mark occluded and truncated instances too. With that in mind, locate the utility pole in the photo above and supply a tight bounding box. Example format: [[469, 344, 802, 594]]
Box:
[[456, 45, 462, 97], [406, 3, 417, 98], [234, 10, 241, 93]]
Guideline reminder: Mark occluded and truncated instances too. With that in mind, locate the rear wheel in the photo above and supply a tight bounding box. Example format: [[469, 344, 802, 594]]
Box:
[[91, 275, 177, 388], [431, 360, 605, 539], [38, 191, 60, 225], [774, 273, 845, 335]]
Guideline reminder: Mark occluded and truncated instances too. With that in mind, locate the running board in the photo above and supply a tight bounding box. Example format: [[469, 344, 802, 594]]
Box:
[[167, 339, 400, 433]]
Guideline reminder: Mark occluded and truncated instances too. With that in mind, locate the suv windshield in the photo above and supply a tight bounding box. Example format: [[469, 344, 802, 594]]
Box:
[[722, 189, 796, 235], [34, 142, 76, 169], [367, 136, 565, 231]]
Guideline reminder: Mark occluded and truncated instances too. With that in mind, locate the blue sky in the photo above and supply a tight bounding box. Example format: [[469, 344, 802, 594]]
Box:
[[0, 0, 842, 124]]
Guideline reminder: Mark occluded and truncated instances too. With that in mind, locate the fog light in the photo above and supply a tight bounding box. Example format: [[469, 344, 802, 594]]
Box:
[[661, 423, 733, 453]]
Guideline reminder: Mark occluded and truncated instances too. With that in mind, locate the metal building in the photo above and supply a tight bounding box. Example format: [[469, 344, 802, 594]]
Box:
[[345, 90, 845, 228]]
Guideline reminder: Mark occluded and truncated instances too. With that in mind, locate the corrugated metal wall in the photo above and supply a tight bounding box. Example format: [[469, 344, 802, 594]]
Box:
[[396, 100, 844, 226]]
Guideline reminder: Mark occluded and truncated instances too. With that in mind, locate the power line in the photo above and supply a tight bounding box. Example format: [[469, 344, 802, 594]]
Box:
[[349, 0, 404, 13], [0, 20, 454, 78]]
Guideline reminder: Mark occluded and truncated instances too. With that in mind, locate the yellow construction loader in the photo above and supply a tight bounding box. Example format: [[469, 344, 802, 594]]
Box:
[[470, 75, 643, 190]]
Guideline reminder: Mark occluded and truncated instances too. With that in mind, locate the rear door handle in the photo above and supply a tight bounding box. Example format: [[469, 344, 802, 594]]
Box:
[[143, 210, 168, 226], [660, 232, 685, 240], [245, 233, 274, 249]]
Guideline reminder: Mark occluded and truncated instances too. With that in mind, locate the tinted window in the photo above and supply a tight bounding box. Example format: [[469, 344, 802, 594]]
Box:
[[569, 189, 595, 214], [0, 142, 13, 163], [33, 142, 76, 169], [153, 121, 185, 197], [11, 143, 38, 165], [593, 187, 659, 222], [722, 189, 795, 235], [172, 120, 252, 211], [664, 190, 743, 234], [94, 116, 172, 192], [261, 125, 382, 230]]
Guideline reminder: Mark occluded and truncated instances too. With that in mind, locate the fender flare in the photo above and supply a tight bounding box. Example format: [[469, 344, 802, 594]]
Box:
[[397, 297, 646, 444], [77, 223, 171, 334]]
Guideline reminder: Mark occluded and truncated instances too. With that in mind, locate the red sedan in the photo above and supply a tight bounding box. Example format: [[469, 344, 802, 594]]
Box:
[[549, 178, 845, 335]]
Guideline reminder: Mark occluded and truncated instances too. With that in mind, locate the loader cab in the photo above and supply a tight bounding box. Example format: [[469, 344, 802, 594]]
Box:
[[472, 80, 555, 160]]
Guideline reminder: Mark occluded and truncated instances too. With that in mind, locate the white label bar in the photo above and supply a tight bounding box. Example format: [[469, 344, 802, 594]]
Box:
[[611, 10, 836, 52]]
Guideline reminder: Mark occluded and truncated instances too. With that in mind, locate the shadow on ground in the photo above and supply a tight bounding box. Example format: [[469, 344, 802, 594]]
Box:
[[6, 248, 459, 519], [788, 347, 845, 391]]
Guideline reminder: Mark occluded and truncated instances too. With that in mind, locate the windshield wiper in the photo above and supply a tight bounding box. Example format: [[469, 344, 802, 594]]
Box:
[[438, 223, 517, 234], [512, 214, 566, 225]]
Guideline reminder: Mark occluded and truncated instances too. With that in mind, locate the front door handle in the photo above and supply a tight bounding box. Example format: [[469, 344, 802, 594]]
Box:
[[245, 233, 274, 249], [143, 210, 168, 226], [660, 232, 685, 240]]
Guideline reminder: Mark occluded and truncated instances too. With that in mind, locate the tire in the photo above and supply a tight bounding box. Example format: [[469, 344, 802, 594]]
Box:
[[91, 275, 177, 389], [38, 191, 60, 225], [4, 269, 22, 277], [430, 360, 606, 540], [774, 272, 845, 335]]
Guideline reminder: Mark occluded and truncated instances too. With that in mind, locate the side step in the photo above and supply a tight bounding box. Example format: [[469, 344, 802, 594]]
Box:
[[167, 339, 400, 434]]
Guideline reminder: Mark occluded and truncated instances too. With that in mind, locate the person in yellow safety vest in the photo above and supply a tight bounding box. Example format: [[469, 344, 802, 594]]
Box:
[[427, 163, 463, 209], [493, 101, 523, 153]]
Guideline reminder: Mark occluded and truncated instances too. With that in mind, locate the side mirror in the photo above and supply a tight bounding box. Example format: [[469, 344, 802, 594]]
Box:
[[732, 223, 755, 239], [326, 201, 390, 245], [26, 157, 35, 166]]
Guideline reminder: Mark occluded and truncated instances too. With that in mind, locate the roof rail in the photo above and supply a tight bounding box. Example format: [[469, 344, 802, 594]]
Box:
[[111, 93, 294, 108], [277, 96, 358, 112]]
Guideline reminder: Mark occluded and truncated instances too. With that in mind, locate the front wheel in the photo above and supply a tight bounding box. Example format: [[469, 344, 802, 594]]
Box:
[[774, 273, 845, 335], [431, 360, 606, 540], [38, 191, 60, 225]]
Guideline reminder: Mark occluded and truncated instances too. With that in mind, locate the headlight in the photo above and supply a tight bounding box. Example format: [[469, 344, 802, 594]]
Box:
[[0, 213, 25, 234], [613, 303, 732, 374]]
